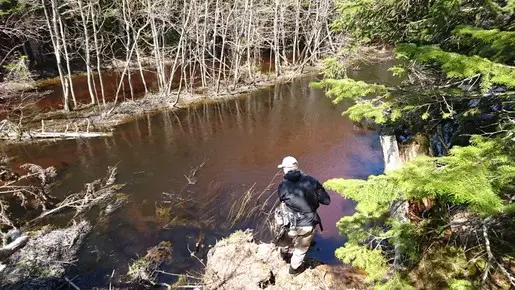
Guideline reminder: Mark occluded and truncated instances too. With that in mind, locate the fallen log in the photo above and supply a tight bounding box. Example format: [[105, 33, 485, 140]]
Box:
[[0, 235, 29, 261], [0, 131, 112, 140]]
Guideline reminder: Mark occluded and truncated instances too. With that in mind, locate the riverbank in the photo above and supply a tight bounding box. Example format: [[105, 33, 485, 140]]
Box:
[[2, 65, 322, 143], [1, 221, 91, 289], [1, 46, 395, 144], [2, 50, 393, 288], [202, 230, 366, 289]]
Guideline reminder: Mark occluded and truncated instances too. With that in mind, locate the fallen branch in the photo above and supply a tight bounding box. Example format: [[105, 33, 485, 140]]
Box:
[[0, 235, 29, 261], [0, 120, 110, 141], [64, 276, 81, 290], [494, 259, 515, 287], [155, 270, 202, 280], [0, 131, 112, 140], [482, 218, 515, 287], [30, 166, 123, 224], [482, 219, 493, 284]]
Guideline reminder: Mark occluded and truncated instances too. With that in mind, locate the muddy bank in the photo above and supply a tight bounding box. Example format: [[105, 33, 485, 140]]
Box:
[[202, 230, 366, 290], [4, 66, 321, 143]]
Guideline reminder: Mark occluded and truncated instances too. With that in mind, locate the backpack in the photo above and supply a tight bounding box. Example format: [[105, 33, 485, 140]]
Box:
[[272, 202, 297, 244]]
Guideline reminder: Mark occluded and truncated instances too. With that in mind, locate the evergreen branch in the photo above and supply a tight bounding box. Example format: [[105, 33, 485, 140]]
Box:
[[395, 44, 515, 91], [326, 1, 515, 288]]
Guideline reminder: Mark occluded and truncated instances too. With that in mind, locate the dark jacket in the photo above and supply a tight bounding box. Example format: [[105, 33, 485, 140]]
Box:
[[278, 170, 330, 228]]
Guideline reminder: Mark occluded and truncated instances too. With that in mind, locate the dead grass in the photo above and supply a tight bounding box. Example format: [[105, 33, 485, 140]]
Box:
[[225, 171, 281, 230]]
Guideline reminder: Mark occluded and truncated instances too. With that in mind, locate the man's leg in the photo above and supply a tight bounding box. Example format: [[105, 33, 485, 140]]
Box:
[[290, 226, 314, 272], [275, 203, 293, 260], [277, 229, 293, 262]]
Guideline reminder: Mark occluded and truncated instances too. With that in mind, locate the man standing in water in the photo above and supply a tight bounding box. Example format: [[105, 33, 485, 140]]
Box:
[[276, 156, 331, 275]]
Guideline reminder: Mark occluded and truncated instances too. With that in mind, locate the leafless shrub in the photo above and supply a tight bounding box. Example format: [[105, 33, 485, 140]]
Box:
[[0, 158, 124, 264], [32, 166, 124, 221], [0, 158, 58, 228]]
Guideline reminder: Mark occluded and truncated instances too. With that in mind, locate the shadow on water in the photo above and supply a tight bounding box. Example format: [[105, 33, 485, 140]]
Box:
[[2, 60, 397, 288]]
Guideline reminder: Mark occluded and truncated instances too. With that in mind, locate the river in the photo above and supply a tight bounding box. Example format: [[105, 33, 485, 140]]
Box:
[[3, 61, 398, 288]]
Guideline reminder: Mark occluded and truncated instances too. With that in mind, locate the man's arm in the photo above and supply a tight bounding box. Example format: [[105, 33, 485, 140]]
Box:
[[315, 180, 331, 205], [278, 182, 286, 201]]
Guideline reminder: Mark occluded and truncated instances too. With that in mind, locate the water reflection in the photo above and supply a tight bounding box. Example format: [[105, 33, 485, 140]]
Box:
[[3, 68, 391, 287]]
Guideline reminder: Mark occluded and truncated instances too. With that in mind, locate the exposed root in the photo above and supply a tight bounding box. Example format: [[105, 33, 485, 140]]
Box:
[[31, 166, 124, 222]]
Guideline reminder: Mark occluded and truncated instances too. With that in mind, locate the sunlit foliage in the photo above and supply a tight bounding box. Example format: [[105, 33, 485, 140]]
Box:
[[321, 0, 515, 288]]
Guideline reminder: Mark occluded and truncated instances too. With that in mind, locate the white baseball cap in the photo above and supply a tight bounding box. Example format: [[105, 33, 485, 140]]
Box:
[[277, 156, 299, 169]]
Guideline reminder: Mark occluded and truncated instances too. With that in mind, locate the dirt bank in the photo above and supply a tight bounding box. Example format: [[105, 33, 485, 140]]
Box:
[[1, 46, 396, 143], [2, 66, 321, 143], [0, 221, 91, 289], [202, 230, 367, 290]]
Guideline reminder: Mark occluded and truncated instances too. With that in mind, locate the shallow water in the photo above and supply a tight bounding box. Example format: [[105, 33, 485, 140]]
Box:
[[3, 61, 398, 288]]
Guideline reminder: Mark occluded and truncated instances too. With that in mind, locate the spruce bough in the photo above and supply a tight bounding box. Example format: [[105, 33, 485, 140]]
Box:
[[321, 0, 515, 288]]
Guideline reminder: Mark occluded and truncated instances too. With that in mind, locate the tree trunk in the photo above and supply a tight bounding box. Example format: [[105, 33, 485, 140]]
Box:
[[90, 3, 106, 105], [293, 0, 300, 64], [55, 1, 77, 108], [77, 0, 97, 105], [122, 0, 134, 100], [273, 0, 281, 76], [246, 0, 254, 83], [42, 0, 71, 112]]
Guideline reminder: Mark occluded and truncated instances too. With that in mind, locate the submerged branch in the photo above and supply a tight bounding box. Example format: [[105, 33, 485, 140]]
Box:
[[30, 166, 123, 223]]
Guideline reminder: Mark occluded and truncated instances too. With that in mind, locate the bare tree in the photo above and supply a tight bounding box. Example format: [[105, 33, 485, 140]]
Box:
[[6, 0, 337, 112], [90, 0, 107, 105], [41, 0, 72, 111], [76, 0, 97, 105]]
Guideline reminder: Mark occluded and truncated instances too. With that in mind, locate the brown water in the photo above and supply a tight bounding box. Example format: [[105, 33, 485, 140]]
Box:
[[3, 61, 398, 288]]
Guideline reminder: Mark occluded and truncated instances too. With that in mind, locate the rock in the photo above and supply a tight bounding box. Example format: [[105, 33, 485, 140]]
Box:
[[202, 230, 366, 290]]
